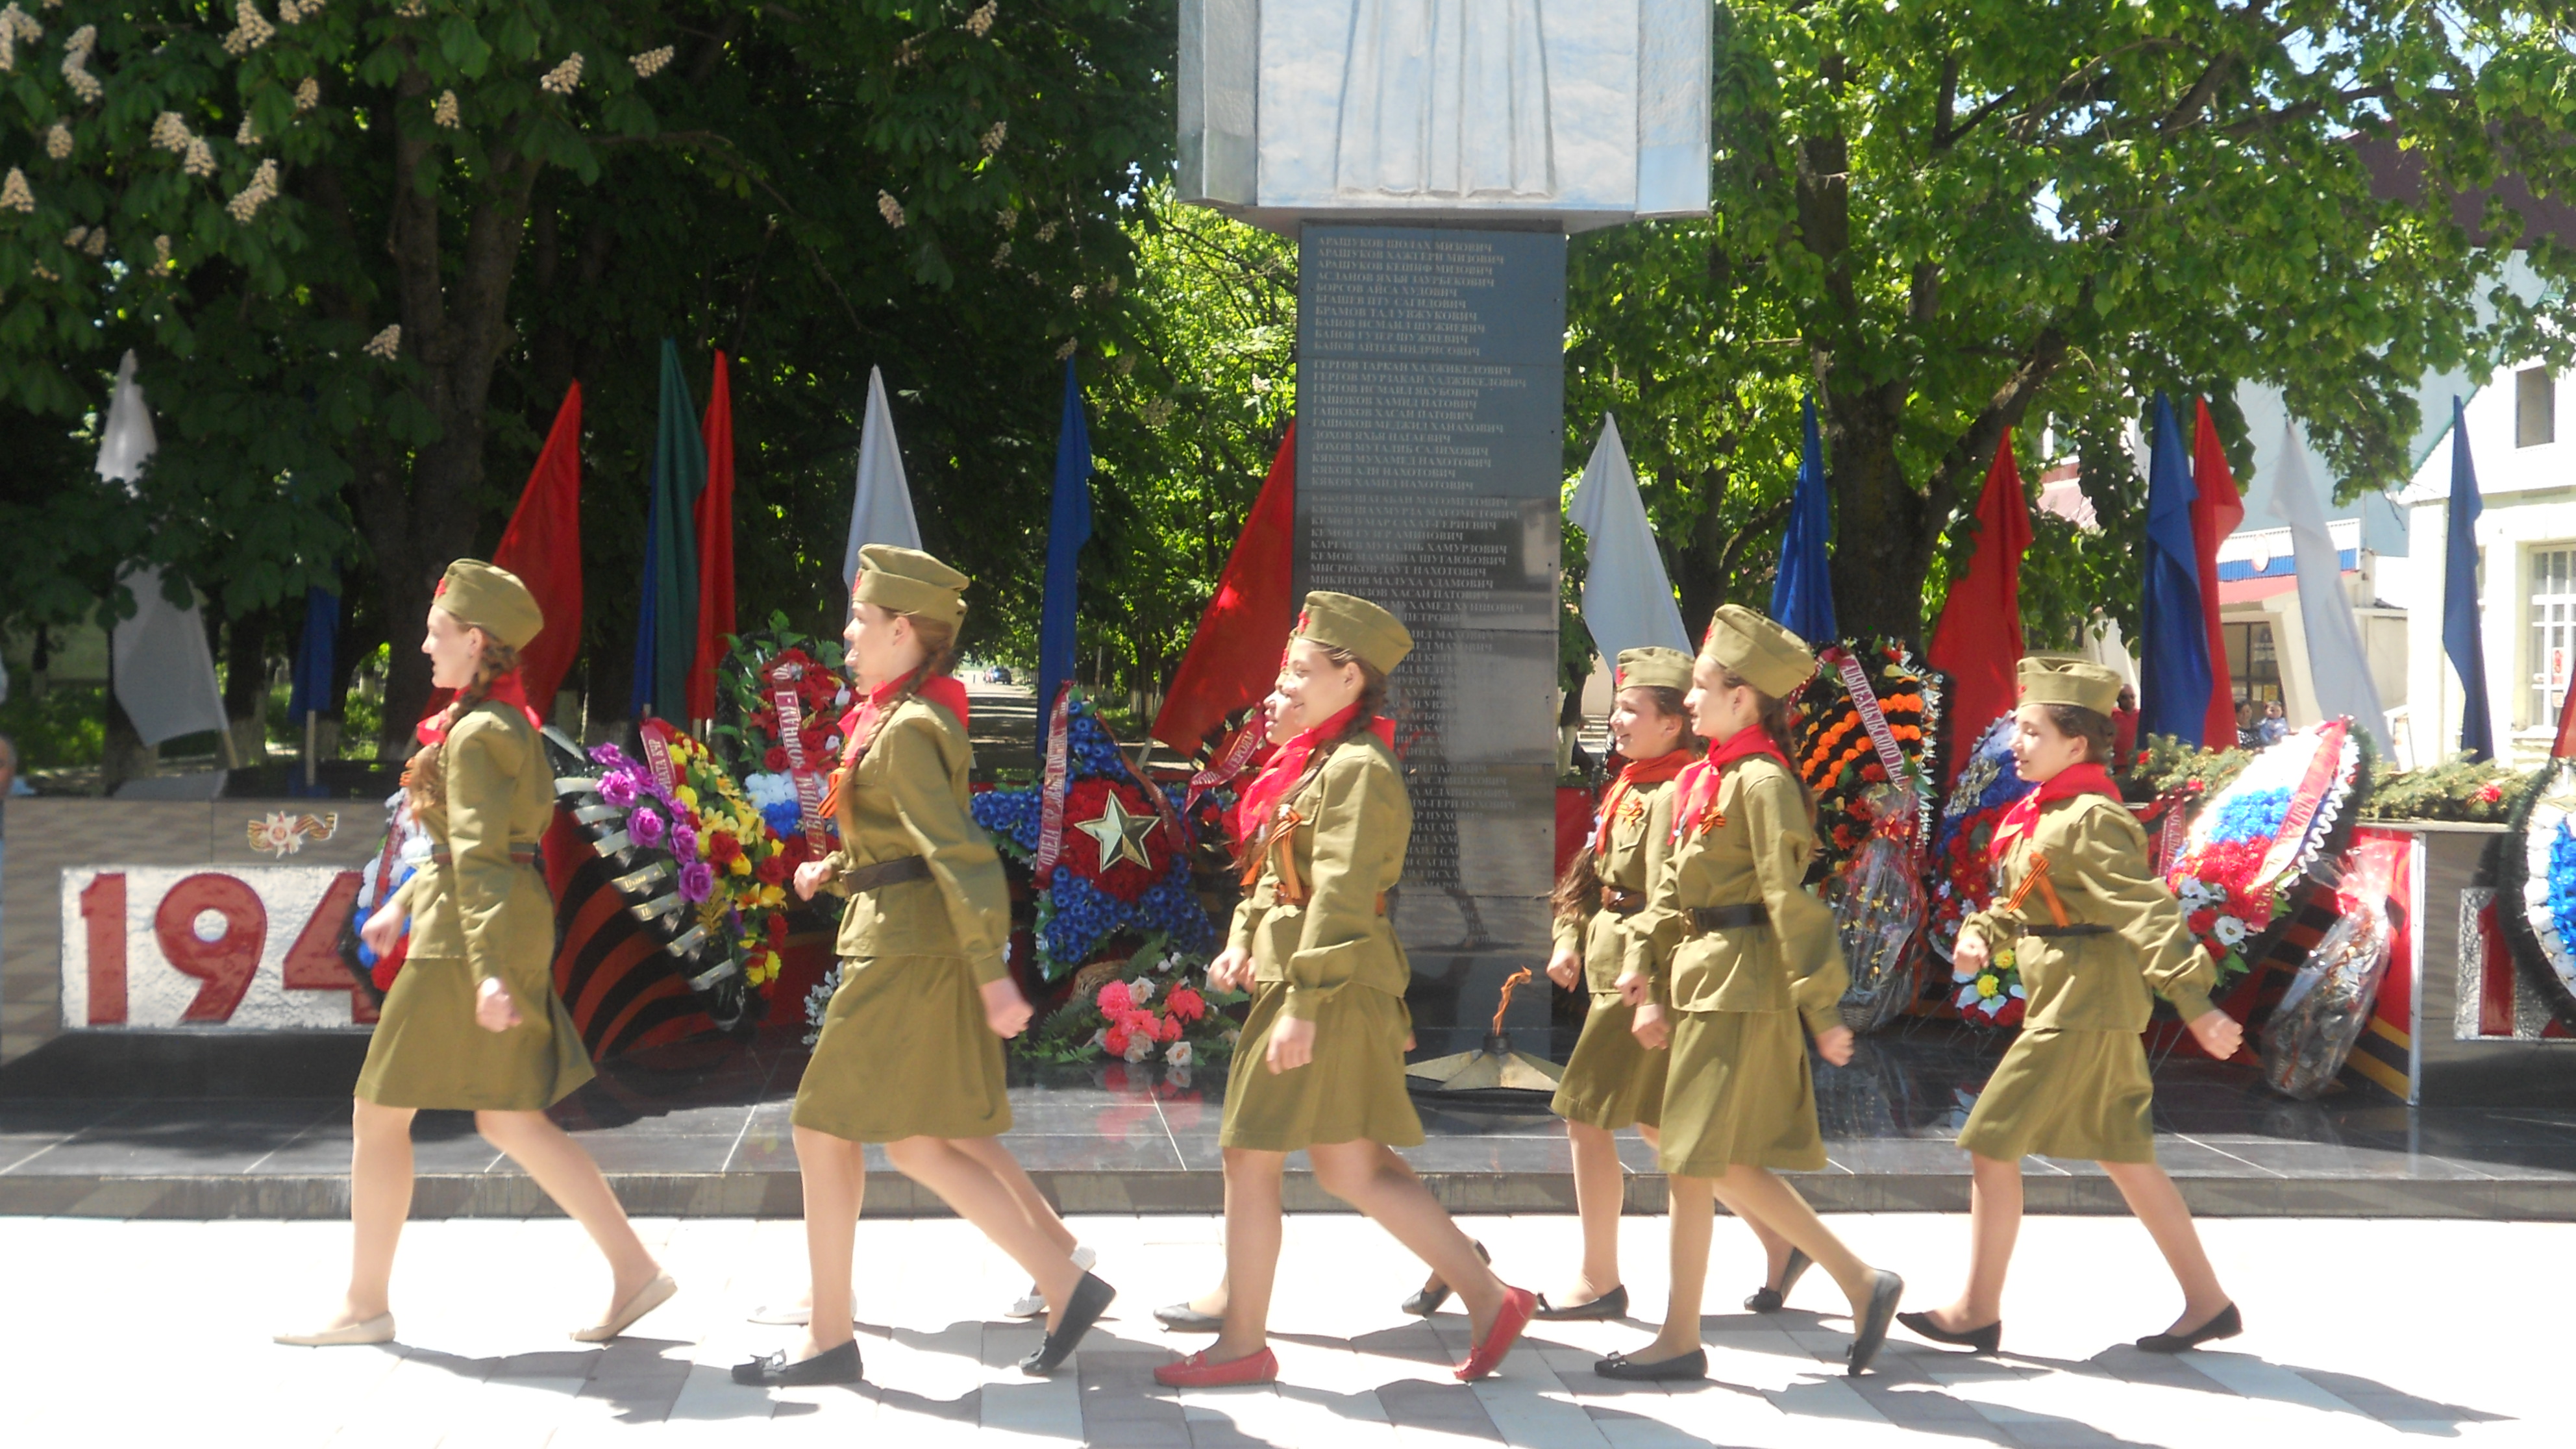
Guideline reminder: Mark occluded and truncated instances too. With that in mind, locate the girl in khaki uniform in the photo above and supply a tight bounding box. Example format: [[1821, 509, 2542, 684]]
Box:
[[1156, 593, 1537, 1388], [1531, 647, 1696, 1320], [1902, 658, 2242, 1357], [280, 561, 671, 1348], [1599, 606, 1903, 1381], [738, 547, 1113, 1387]]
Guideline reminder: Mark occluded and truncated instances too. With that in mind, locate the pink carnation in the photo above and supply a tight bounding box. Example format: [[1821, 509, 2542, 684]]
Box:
[[1097, 981, 1134, 1015]]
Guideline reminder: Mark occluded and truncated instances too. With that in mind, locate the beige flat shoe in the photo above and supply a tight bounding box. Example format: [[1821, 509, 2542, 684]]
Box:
[[573, 1274, 677, 1343], [275, 1313, 395, 1347]]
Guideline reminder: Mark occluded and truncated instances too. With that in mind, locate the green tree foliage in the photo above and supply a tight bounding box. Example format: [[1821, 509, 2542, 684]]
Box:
[[0, 1, 1169, 750], [1571, 2, 2576, 645]]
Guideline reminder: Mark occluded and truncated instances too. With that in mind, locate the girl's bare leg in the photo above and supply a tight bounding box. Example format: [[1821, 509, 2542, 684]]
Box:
[[1746, 1211, 1799, 1292], [1641, 1174, 1716, 1361], [1924, 1152, 2022, 1331], [321, 1099, 417, 1328], [789, 1126, 865, 1357], [957, 1133, 1079, 1256], [884, 1136, 1084, 1330], [475, 1109, 663, 1320], [1709, 1165, 1876, 1311], [1308, 1139, 1507, 1340], [1212, 1148, 1287, 1360], [1563, 1121, 1626, 1304], [2101, 1159, 2231, 1333]]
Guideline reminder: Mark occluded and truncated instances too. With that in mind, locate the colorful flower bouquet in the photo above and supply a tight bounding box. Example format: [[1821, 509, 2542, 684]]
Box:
[[588, 721, 796, 997], [1791, 641, 1939, 886], [2162, 718, 2363, 982], [1927, 715, 2038, 1025], [1011, 938, 1246, 1074]]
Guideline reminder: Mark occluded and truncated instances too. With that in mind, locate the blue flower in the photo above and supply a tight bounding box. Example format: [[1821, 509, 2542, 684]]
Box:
[[2549, 821, 2576, 945], [2210, 787, 2293, 845]]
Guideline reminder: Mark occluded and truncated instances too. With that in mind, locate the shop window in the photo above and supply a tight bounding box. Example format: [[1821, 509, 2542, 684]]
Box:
[[2221, 621, 2281, 708], [2531, 546, 2576, 728], [2519, 366, 2555, 448]]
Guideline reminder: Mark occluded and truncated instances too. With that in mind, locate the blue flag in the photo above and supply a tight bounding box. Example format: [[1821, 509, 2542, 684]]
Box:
[[630, 340, 706, 719], [287, 584, 340, 720], [1768, 397, 1839, 644], [2136, 393, 2214, 746], [2445, 397, 2494, 761], [1037, 358, 1093, 749]]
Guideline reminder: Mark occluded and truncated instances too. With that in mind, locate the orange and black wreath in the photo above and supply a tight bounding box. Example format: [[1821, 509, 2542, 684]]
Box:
[[1789, 641, 1939, 887]]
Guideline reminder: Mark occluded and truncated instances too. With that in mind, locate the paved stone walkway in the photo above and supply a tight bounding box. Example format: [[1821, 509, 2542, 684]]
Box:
[[1, 1211, 2557, 1445]]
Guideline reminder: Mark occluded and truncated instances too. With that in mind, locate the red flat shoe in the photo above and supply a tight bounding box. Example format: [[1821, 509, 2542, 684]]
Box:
[[1153, 1347, 1279, 1387], [1455, 1286, 1537, 1381]]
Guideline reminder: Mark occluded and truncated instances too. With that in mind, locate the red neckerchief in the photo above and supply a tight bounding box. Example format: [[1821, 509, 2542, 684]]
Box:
[[1233, 702, 1395, 845], [1992, 760, 2118, 856], [1591, 747, 1694, 854], [817, 668, 972, 820], [1669, 726, 1789, 843], [415, 671, 543, 745]]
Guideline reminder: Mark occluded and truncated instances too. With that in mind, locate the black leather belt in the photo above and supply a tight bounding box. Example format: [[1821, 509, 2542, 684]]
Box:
[[431, 846, 538, 866], [2023, 922, 2112, 938], [1690, 903, 1770, 931], [844, 855, 932, 892], [1600, 886, 1645, 916]]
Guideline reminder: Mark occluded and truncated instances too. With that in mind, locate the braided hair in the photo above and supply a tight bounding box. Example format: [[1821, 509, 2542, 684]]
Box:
[[403, 633, 521, 814]]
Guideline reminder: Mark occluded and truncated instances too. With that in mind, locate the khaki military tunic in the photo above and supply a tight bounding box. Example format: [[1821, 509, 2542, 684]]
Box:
[[1549, 776, 1679, 1131], [1953, 793, 2217, 1164], [356, 702, 594, 1111], [1626, 756, 1845, 1175], [1220, 733, 1422, 1152], [793, 695, 1015, 1143]]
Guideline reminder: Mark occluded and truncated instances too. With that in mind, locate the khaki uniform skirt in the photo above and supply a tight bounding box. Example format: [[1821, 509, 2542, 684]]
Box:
[[1552, 994, 1667, 1130], [355, 952, 594, 1112], [795, 953, 1011, 1143], [1955, 1026, 2156, 1164], [1656, 1007, 1826, 1175], [1219, 981, 1423, 1152]]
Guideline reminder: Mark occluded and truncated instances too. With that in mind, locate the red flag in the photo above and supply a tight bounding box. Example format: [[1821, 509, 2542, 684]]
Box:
[[2190, 399, 2246, 746], [1150, 423, 1298, 754], [421, 382, 584, 732], [1927, 434, 2030, 787], [687, 351, 737, 723]]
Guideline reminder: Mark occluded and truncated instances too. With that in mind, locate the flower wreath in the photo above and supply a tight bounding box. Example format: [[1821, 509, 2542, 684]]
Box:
[[578, 726, 795, 1001], [2486, 755, 2576, 1031], [1927, 714, 2037, 1025], [1790, 640, 1939, 886], [2162, 718, 2362, 982]]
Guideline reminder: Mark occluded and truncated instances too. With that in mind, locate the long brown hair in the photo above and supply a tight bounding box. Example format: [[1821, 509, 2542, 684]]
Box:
[[404, 632, 521, 813], [1550, 686, 1698, 922]]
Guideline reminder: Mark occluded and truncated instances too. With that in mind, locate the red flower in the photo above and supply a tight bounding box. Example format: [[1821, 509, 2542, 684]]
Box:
[[1994, 997, 2026, 1028], [1862, 761, 1887, 783], [709, 830, 745, 864], [2476, 782, 2505, 804], [765, 912, 789, 945], [1098, 980, 1134, 1015], [1156, 1011, 1183, 1043], [753, 706, 782, 736], [1165, 986, 1206, 1022], [764, 747, 790, 771], [802, 727, 831, 758], [1104, 1023, 1132, 1056], [756, 853, 790, 886]]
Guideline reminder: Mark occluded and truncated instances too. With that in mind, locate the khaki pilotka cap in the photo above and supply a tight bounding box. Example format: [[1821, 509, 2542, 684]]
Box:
[[435, 560, 544, 649], [1294, 591, 1413, 675], [1615, 646, 1694, 694], [1699, 604, 1815, 699], [2018, 656, 2123, 715], [854, 544, 969, 627]]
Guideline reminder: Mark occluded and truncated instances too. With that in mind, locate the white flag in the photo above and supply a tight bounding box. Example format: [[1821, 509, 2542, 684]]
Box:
[[2268, 415, 2390, 753], [97, 352, 227, 749], [1567, 415, 1690, 666], [841, 365, 923, 589]]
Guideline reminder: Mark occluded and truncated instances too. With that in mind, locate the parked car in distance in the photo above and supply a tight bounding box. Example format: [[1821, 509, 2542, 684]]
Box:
[[985, 665, 1014, 684]]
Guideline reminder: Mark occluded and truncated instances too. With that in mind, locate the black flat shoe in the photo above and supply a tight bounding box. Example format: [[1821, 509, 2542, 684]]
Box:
[[1020, 1272, 1117, 1374], [1154, 1301, 1224, 1333], [1744, 1247, 1813, 1313], [1533, 1284, 1628, 1321], [1593, 1348, 1707, 1381], [1400, 1239, 1490, 1317], [2135, 1303, 2240, 1354], [1844, 1269, 1904, 1376], [1898, 1309, 2002, 1356], [732, 1340, 863, 1386]]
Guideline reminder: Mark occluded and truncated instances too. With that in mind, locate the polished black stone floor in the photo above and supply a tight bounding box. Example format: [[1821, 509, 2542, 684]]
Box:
[[3, 1019, 2573, 1219]]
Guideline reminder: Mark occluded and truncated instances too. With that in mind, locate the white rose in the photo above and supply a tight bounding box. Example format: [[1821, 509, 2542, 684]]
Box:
[[1165, 1041, 1195, 1068], [1122, 1034, 1156, 1063], [1130, 978, 1156, 1006]]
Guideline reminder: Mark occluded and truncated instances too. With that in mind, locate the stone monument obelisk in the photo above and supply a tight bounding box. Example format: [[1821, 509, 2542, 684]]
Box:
[[1178, 1, 1713, 1053]]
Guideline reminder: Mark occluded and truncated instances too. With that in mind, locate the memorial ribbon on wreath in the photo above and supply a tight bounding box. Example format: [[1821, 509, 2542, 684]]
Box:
[[1032, 683, 1078, 877], [638, 720, 680, 797], [1182, 718, 1267, 821], [768, 659, 831, 850]]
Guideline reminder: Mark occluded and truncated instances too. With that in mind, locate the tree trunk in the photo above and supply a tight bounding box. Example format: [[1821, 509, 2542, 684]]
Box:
[[220, 606, 271, 767]]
